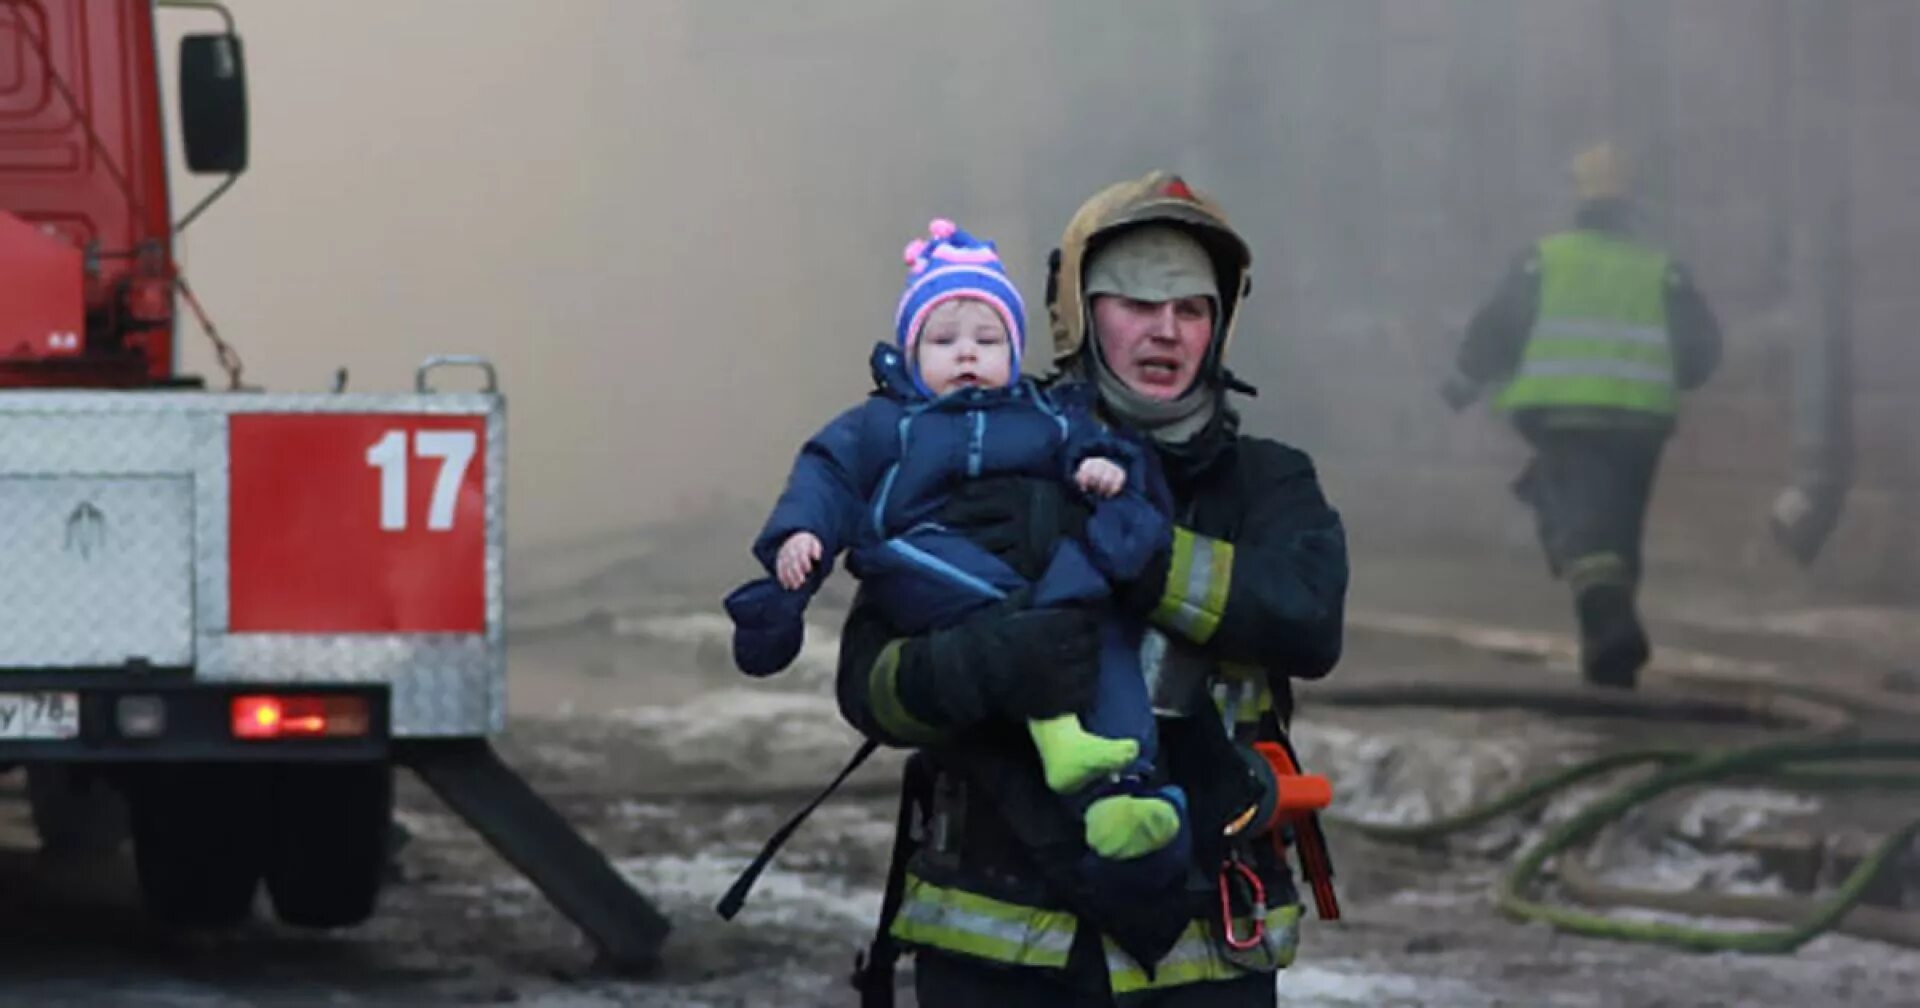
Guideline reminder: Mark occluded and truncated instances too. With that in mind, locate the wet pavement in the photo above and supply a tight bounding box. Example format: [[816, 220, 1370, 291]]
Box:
[[1, 531, 1916, 1006]]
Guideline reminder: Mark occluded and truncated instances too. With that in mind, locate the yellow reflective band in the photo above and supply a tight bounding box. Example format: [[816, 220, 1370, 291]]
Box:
[[1239, 679, 1274, 725], [1566, 552, 1631, 592], [868, 640, 946, 745], [889, 875, 1304, 990], [1155, 528, 1197, 623], [1105, 902, 1302, 994], [1150, 528, 1235, 644], [889, 874, 1077, 968], [1215, 664, 1273, 726]]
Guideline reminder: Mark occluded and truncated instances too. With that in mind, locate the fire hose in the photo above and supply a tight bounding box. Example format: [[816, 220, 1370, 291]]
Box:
[[1307, 613, 1920, 954]]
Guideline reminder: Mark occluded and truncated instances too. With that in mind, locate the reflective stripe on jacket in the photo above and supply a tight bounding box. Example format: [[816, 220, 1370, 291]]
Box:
[[890, 873, 1301, 992]]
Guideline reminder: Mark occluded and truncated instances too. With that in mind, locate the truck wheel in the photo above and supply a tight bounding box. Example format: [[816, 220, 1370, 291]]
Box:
[[26, 763, 130, 856], [264, 762, 393, 929], [128, 764, 268, 927]]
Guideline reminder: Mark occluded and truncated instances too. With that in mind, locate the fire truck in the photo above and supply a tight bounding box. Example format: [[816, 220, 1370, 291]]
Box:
[[0, 0, 667, 970]]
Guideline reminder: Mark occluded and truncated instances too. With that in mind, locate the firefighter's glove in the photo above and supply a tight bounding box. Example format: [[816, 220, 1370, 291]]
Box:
[[914, 603, 1102, 726], [941, 476, 1091, 581]]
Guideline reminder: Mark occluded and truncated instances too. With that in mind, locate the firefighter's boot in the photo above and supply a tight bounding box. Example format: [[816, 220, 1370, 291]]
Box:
[[1576, 584, 1649, 690]]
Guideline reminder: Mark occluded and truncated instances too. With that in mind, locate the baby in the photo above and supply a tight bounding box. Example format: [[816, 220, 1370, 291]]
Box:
[[724, 219, 1189, 875]]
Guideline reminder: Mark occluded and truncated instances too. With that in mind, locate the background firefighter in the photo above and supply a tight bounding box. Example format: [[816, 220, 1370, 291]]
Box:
[[836, 171, 1349, 1006], [1442, 142, 1724, 690]]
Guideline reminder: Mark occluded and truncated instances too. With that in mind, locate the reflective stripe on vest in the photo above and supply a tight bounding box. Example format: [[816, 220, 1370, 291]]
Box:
[[890, 874, 1077, 968], [1105, 902, 1303, 994], [890, 874, 1301, 988], [1497, 231, 1676, 416], [1151, 528, 1234, 644]]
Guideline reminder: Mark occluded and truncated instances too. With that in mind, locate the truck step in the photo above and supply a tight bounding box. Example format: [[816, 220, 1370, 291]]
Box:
[[397, 739, 671, 974]]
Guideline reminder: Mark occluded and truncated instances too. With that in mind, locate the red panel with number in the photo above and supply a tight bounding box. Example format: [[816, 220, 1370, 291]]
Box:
[[228, 414, 488, 633]]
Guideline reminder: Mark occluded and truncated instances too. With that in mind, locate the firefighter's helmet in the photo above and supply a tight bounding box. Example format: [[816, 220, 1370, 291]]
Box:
[[1046, 170, 1252, 371]]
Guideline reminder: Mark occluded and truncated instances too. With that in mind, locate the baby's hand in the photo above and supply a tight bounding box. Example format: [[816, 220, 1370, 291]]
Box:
[[776, 532, 823, 590], [1075, 458, 1127, 498]]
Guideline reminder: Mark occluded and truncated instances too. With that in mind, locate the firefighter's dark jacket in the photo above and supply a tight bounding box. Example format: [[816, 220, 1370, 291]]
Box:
[[834, 394, 1348, 969]]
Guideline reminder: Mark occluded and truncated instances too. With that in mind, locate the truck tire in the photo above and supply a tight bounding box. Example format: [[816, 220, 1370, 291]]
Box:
[[25, 763, 130, 856], [264, 762, 393, 929], [128, 764, 269, 928]]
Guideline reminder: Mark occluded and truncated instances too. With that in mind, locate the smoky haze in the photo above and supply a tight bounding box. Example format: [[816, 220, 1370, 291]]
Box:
[[165, 1, 1919, 597], [164, 0, 1241, 553]]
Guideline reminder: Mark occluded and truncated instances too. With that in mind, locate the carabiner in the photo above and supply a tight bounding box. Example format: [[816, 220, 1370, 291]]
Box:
[[1216, 858, 1267, 952]]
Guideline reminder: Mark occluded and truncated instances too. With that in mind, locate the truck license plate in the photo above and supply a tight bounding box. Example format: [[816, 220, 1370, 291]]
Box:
[[0, 691, 80, 739]]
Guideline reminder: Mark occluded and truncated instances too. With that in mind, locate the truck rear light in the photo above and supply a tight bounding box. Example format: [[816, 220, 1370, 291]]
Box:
[[115, 694, 167, 738], [230, 694, 372, 740]]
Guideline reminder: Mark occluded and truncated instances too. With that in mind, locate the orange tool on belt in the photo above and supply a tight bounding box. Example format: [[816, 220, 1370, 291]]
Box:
[[1249, 739, 1341, 921]]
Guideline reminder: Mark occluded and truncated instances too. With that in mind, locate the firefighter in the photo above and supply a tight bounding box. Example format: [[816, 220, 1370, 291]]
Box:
[[838, 171, 1348, 1006], [1441, 142, 1723, 689]]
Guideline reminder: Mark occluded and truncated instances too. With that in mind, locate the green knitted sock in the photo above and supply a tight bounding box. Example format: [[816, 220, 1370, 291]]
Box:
[[1028, 715, 1139, 794]]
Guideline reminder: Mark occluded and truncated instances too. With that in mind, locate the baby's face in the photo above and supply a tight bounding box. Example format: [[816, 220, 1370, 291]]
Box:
[[916, 298, 1013, 396]]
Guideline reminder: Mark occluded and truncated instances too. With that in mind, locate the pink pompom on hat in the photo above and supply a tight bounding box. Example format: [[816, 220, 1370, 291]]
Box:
[[894, 218, 1027, 382]]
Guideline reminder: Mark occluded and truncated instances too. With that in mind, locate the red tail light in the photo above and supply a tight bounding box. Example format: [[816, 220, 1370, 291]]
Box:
[[230, 694, 371, 740]]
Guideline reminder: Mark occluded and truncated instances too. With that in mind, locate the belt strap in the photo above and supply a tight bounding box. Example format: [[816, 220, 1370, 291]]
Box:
[[716, 737, 880, 921], [852, 753, 932, 1008]]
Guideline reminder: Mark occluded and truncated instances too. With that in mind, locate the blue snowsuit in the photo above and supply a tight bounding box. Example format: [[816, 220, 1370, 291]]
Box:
[[725, 344, 1187, 871]]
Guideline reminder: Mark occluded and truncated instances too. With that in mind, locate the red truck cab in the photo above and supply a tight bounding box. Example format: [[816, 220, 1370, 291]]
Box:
[[0, 0, 245, 388]]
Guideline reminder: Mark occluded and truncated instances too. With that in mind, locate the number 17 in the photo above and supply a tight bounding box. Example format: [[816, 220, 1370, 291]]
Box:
[[365, 429, 477, 532]]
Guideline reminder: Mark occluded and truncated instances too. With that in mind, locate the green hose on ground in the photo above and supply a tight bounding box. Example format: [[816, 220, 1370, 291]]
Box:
[[1496, 738, 1920, 953], [1325, 736, 1920, 953]]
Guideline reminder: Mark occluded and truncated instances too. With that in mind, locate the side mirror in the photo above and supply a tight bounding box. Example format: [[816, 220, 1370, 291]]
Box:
[[179, 33, 248, 175]]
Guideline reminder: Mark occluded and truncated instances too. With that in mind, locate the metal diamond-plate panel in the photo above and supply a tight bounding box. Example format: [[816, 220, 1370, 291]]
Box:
[[0, 476, 194, 666], [483, 400, 508, 724], [197, 635, 503, 736], [0, 388, 507, 737], [191, 411, 229, 631], [0, 411, 198, 474]]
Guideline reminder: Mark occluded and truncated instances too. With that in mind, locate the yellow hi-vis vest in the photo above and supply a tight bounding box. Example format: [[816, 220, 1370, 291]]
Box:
[[1496, 230, 1677, 416]]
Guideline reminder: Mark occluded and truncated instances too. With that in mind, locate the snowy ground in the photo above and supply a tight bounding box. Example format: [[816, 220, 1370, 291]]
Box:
[[1, 527, 1916, 1007]]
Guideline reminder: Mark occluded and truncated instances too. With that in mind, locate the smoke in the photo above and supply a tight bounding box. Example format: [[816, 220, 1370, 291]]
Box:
[[166, 1, 1918, 595], [163, 2, 1288, 551]]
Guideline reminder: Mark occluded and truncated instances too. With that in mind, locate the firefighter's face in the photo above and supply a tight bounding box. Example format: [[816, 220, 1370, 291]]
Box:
[[1090, 294, 1214, 400], [916, 298, 1013, 396]]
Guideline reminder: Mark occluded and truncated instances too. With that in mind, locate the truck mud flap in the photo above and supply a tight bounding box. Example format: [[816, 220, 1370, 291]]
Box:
[[397, 738, 670, 974]]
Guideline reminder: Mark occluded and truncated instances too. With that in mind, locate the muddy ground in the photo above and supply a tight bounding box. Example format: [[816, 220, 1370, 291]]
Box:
[[1, 521, 1917, 1007]]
